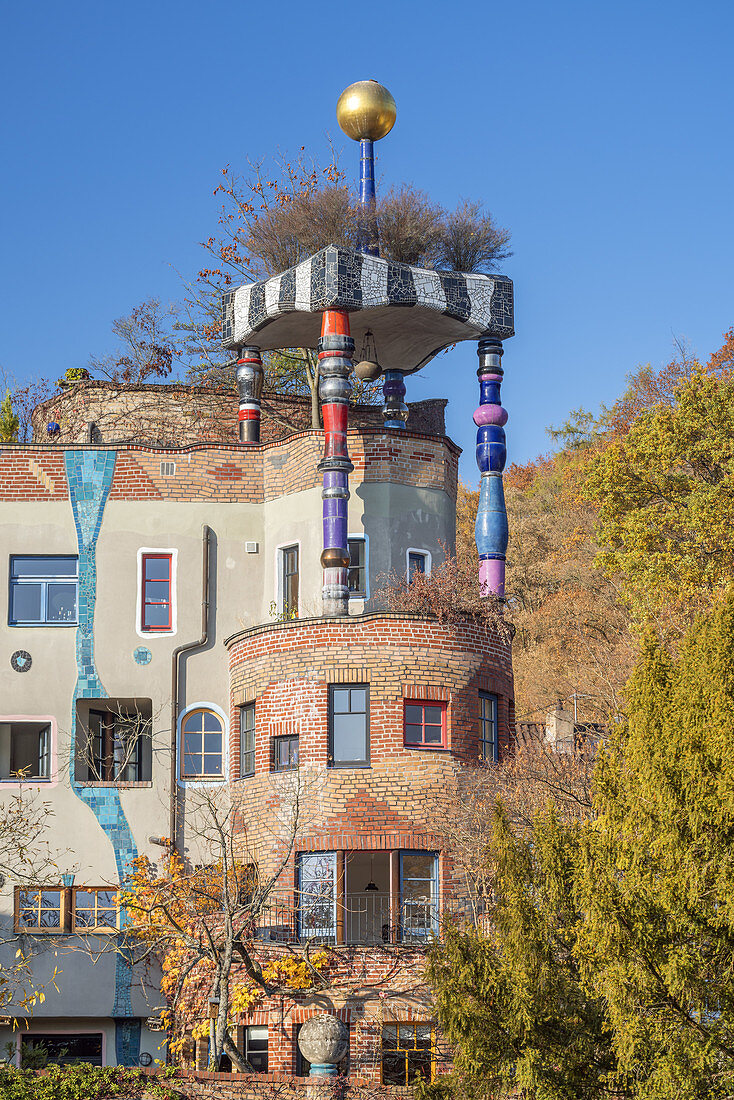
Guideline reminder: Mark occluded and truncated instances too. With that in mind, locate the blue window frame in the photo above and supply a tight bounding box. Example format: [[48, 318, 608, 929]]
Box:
[[297, 852, 337, 944], [479, 692, 499, 762], [9, 556, 78, 626], [399, 851, 438, 943]]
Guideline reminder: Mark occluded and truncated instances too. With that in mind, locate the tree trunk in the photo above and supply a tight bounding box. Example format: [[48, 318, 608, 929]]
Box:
[[310, 378, 321, 429]]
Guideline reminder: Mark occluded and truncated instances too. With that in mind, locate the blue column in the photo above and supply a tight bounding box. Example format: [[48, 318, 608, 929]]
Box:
[[474, 338, 508, 598]]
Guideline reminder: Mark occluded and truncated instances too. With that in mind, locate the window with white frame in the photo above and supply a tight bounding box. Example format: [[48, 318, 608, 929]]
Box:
[[347, 538, 366, 597], [0, 722, 51, 781], [181, 708, 224, 780], [407, 550, 430, 584], [279, 545, 299, 617]]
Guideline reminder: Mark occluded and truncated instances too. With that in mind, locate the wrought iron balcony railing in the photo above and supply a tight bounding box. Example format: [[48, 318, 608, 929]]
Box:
[[253, 894, 485, 947]]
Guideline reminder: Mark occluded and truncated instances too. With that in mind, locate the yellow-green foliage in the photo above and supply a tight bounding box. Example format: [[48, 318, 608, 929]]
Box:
[[584, 369, 734, 620], [0, 390, 19, 443], [575, 594, 734, 1098]]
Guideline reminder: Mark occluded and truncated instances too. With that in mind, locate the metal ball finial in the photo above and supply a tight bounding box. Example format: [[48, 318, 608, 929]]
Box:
[[336, 80, 396, 142]]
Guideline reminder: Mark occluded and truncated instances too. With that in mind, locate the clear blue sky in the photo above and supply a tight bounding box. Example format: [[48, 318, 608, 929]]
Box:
[[2, 0, 732, 482]]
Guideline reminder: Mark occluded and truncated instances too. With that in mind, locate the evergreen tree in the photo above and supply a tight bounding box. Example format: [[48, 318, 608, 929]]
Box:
[[0, 390, 19, 442], [575, 596, 734, 1098]]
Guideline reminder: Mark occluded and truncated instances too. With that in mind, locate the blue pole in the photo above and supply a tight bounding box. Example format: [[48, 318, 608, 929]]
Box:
[[358, 138, 379, 256]]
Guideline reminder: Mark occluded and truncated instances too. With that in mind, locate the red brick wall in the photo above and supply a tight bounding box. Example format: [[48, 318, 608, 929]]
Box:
[[0, 431, 458, 503]]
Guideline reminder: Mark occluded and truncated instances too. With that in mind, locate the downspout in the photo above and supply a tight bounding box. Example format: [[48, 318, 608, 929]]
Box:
[[170, 525, 210, 849]]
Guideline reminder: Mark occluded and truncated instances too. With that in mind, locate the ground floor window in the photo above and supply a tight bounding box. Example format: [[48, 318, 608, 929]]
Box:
[[381, 1023, 433, 1085], [242, 1026, 268, 1072], [20, 1033, 103, 1067]]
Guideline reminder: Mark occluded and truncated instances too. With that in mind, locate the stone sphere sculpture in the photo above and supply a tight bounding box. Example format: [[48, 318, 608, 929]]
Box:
[[337, 80, 396, 142], [297, 1013, 349, 1074]]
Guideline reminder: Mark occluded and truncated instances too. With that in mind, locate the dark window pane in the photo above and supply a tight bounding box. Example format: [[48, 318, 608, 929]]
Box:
[[424, 724, 442, 744], [382, 1052, 405, 1085], [203, 754, 222, 775], [183, 732, 202, 756], [404, 724, 422, 744], [204, 732, 222, 753], [404, 705, 423, 724], [402, 854, 435, 881], [203, 712, 221, 732], [11, 584, 42, 623], [183, 713, 204, 732], [408, 1051, 432, 1082], [424, 706, 442, 726], [75, 891, 94, 908], [97, 891, 117, 907]]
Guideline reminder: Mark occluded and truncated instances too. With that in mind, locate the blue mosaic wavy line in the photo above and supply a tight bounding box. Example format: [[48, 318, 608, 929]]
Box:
[[65, 451, 139, 1036]]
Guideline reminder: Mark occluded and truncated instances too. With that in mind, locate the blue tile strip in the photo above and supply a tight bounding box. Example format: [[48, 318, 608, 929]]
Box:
[[65, 451, 140, 1052]]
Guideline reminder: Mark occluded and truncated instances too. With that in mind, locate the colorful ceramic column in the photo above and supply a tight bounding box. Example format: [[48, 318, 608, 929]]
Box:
[[382, 370, 408, 429], [474, 337, 508, 598], [358, 138, 378, 256], [318, 311, 354, 616], [236, 346, 263, 444]]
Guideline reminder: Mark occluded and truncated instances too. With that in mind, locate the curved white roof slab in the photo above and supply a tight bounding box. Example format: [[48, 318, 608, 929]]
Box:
[[222, 245, 514, 374]]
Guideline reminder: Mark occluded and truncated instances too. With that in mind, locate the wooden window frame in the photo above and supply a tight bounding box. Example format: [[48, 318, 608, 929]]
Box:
[[71, 886, 120, 933], [328, 684, 370, 767], [403, 700, 447, 750], [380, 1021, 435, 1086], [240, 703, 255, 778], [180, 708, 225, 780], [14, 886, 70, 934], [140, 553, 172, 632]]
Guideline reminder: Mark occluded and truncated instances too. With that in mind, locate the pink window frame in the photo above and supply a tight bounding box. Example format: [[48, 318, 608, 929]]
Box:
[[403, 700, 447, 749], [140, 553, 172, 632]]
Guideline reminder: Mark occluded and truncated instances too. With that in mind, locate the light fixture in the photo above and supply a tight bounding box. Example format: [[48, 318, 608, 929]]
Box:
[[365, 853, 378, 891], [354, 331, 382, 382]]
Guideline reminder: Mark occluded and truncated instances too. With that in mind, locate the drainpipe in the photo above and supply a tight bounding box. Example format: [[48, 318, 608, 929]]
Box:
[[170, 525, 210, 850]]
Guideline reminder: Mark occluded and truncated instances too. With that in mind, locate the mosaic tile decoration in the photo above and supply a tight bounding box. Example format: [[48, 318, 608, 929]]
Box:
[[65, 451, 140, 1044], [222, 245, 514, 373], [133, 646, 152, 665]]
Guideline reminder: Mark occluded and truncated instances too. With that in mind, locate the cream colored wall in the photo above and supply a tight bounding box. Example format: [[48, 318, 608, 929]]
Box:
[[0, 475, 456, 1024]]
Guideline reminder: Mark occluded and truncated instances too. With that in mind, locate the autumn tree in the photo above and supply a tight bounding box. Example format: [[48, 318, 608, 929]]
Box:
[[0, 390, 19, 442], [87, 297, 180, 384], [180, 151, 511, 425]]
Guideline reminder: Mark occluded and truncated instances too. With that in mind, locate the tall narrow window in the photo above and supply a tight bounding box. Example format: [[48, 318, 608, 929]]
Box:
[[400, 851, 438, 943], [141, 554, 172, 631], [280, 545, 299, 617], [9, 556, 78, 625], [329, 685, 369, 766], [479, 692, 499, 762], [181, 709, 224, 779], [407, 551, 430, 584], [240, 703, 255, 777], [403, 701, 446, 749], [347, 538, 366, 597], [242, 1026, 268, 1072], [297, 853, 337, 944]]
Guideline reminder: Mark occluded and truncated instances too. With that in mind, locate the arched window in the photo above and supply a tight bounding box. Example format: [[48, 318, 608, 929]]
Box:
[[181, 709, 224, 780]]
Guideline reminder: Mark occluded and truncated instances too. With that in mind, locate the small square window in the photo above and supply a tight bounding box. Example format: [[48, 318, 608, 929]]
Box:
[[272, 735, 298, 772], [72, 887, 119, 932], [348, 538, 366, 597], [15, 887, 67, 933], [240, 703, 255, 777], [0, 722, 51, 781], [160, 461, 176, 477], [9, 556, 78, 626], [403, 701, 446, 749]]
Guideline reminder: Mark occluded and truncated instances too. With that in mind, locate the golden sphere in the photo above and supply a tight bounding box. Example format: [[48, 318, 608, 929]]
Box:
[[336, 80, 396, 142]]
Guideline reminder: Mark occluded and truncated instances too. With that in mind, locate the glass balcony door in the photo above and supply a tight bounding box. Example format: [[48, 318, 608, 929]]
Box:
[[297, 853, 337, 944], [400, 851, 438, 943]]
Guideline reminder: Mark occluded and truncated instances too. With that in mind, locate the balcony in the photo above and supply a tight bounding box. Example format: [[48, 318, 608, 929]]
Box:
[[254, 894, 481, 948]]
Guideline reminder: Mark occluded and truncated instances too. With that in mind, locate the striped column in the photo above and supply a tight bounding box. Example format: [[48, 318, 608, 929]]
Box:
[[474, 338, 508, 598], [236, 347, 263, 443], [318, 311, 354, 616], [382, 370, 408, 429]]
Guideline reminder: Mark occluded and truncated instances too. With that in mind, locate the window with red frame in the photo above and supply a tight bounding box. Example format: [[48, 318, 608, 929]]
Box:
[[141, 554, 172, 631], [403, 701, 446, 749]]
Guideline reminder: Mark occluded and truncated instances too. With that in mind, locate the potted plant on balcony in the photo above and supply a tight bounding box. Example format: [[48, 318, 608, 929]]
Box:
[[57, 367, 90, 389]]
